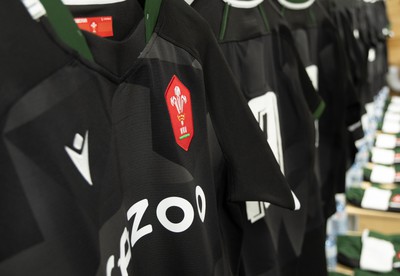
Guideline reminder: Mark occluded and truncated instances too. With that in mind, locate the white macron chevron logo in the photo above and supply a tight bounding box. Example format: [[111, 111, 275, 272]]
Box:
[[65, 131, 93, 185]]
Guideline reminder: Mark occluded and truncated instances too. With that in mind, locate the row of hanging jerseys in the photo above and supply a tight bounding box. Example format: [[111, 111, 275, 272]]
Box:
[[0, 0, 389, 275]]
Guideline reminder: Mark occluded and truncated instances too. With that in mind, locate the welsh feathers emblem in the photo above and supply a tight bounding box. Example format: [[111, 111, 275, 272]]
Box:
[[165, 75, 194, 151]]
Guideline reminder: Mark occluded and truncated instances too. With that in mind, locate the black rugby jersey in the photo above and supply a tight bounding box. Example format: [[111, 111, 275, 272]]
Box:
[[67, 0, 298, 274], [271, 0, 363, 218], [192, 0, 325, 275], [0, 1, 120, 275], [1, 0, 298, 275]]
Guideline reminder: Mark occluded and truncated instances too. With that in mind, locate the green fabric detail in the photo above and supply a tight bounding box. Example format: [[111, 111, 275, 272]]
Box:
[[179, 134, 190, 140], [338, 231, 400, 275], [363, 167, 372, 181], [384, 99, 391, 112], [346, 187, 365, 205], [368, 231, 397, 242], [144, 0, 162, 43], [392, 164, 400, 171], [337, 235, 362, 261], [347, 184, 400, 208], [257, 5, 270, 33], [39, 0, 93, 61], [219, 3, 230, 41], [281, 6, 286, 16], [308, 9, 316, 26], [313, 100, 326, 119], [354, 269, 400, 276], [378, 120, 384, 131]]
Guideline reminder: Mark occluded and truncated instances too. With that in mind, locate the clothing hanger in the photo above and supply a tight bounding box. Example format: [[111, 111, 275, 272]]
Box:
[[21, 0, 46, 20], [222, 0, 264, 9], [276, 0, 316, 10]]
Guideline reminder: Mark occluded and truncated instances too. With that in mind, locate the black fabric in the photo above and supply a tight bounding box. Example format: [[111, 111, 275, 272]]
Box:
[[263, 0, 325, 251], [344, 0, 389, 104], [193, 1, 325, 275], [0, 0, 72, 263], [272, 0, 362, 218], [155, 0, 294, 206], [207, 115, 243, 275], [323, 0, 366, 105], [2, 65, 118, 275], [1, 1, 120, 274], [270, 221, 328, 276], [68, 0, 145, 76], [221, 7, 269, 43], [239, 218, 280, 276], [350, 0, 389, 105], [296, 222, 328, 276], [261, 0, 325, 267], [273, 222, 328, 276]]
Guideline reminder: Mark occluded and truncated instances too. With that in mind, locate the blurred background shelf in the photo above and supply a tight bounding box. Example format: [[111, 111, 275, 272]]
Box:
[[346, 204, 400, 234], [335, 263, 354, 276]]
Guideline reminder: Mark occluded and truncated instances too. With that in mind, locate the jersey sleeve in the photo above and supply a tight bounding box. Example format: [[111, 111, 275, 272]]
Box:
[[333, 18, 364, 141], [200, 24, 297, 210], [281, 25, 326, 119]]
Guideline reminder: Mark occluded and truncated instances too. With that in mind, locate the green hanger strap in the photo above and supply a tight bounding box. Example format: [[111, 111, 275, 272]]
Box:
[[39, 0, 94, 61], [144, 0, 162, 43], [219, 3, 230, 41]]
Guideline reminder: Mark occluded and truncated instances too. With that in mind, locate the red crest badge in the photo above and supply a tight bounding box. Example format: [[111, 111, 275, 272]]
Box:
[[165, 75, 194, 151]]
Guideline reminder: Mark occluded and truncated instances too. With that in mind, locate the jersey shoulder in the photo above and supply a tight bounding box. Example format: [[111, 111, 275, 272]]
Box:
[[156, 0, 218, 62]]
